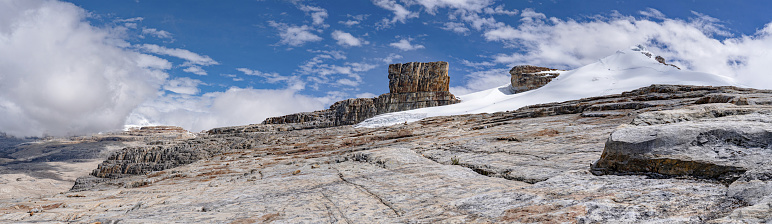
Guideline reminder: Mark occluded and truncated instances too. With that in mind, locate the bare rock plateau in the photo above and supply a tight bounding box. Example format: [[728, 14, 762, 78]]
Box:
[[2, 85, 772, 223]]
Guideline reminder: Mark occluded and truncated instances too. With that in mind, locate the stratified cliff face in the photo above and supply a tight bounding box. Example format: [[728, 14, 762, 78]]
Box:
[[388, 62, 450, 93], [509, 65, 562, 94], [263, 61, 459, 128]]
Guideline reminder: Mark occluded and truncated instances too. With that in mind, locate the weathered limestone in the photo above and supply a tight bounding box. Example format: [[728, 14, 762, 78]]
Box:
[[509, 65, 561, 93], [8, 85, 772, 223], [264, 61, 459, 128], [591, 103, 772, 220]]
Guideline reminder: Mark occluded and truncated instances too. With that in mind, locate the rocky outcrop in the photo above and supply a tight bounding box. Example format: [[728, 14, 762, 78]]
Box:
[[509, 65, 562, 93], [388, 62, 450, 93], [264, 61, 459, 128], [591, 103, 772, 221], [11, 84, 772, 223]]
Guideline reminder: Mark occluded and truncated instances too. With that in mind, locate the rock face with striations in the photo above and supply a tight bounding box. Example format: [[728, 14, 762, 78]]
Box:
[[509, 65, 562, 94], [264, 61, 459, 128]]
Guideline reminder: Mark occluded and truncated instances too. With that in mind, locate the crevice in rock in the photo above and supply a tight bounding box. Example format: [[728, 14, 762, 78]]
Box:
[[320, 192, 353, 224], [335, 171, 402, 217], [418, 151, 546, 184]]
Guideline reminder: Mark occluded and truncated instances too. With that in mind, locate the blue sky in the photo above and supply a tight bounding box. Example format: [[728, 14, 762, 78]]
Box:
[[3, 0, 772, 136], [65, 0, 771, 96]]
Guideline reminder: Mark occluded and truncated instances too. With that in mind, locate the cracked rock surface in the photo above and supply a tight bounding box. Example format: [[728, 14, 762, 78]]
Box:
[[2, 84, 772, 223]]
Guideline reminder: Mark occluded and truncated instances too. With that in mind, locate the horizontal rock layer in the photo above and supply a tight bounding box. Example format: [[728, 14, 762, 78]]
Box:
[[389, 61, 449, 93], [263, 92, 459, 129], [263, 61, 459, 128]]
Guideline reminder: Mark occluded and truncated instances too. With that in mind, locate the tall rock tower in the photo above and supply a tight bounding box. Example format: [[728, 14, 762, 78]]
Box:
[[263, 61, 460, 128]]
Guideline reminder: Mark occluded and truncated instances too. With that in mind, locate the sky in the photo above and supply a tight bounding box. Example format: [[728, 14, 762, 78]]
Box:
[[3, 0, 772, 136]]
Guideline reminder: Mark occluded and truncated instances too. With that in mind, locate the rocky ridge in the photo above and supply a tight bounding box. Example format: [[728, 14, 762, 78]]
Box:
[[5, 84, 770, 222], [263, 61, 459, 128]]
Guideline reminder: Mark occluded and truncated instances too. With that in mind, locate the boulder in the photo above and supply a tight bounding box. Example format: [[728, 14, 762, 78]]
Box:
[[591, 104, 772, 208], [509, 65, 561, 94]]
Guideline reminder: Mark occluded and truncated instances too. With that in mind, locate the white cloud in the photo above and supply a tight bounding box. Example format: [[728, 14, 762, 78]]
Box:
[[332, 30, 367, 46], [0, 0, 167, 137], [141, 28, 173, 39], [390, 38, 425, 51], [484, 5, 517, 15], [237, 68, 305, 90], [123, 23, 138, 29], [297, 51, 377, 88], [639, 8, 665, 20], [461, 59, 495, 68], [373, 0, 418, 27], [441, 22, 470, 34], [297, 4, 328, 26], [339, 14, 368, 26], [183, 66, 208, 76], [381, 53, 403, 64], [477, 9, 772, 90], [164, 77, 204, 95], [269, 21, 323, 46], [449, 68, 509, 96], [137, 44, 217, 75], [339, 20, 360, 26], [127, 87, 343, 132], [137, 44, 218, 66], [411, 0, 494, 14], [519, 8, 546, 23], [115, 17, 144, 23]]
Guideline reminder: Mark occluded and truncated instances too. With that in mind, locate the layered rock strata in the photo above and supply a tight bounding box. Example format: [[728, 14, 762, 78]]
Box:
[[509, 65, 562, 93], [263, 61, 459, 128], [19, 84, 772, 223], [590, 103, 772, 221]]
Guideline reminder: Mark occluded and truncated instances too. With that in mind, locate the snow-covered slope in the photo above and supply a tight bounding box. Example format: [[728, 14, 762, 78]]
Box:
[[356, 46, 737, 128]]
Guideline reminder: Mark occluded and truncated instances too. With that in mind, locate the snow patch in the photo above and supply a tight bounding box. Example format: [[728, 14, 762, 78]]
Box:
[[357, 47, 737, 128]]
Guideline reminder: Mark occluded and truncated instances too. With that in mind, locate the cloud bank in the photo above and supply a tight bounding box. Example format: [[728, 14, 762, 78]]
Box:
[[0, 0, 168, 137], [480, 8, 772, 89]]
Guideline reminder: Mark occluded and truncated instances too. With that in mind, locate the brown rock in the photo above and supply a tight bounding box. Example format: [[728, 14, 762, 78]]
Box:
[[262, 61, 459, 128], [388, 61, 450, 93], [509, 65, 561, 94]]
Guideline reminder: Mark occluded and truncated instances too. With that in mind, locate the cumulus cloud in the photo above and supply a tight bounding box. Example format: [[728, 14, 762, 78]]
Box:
[[373, 0, 418, 27], [412, 0, 494, 14], [331, 30, 367, 46], [127, 87, 342, 132], [297, 4, 328, 26], [339, 14, 368, 26], [441, 22, 470, 34], [484, 5, 518, 15], [390, 38, 425, 51], [0, 0, 168, 137], [381, 53, 403, 64], [298, 51, 377, 88], [269, 21, 323, 46], [468, 8, 772, 91]]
